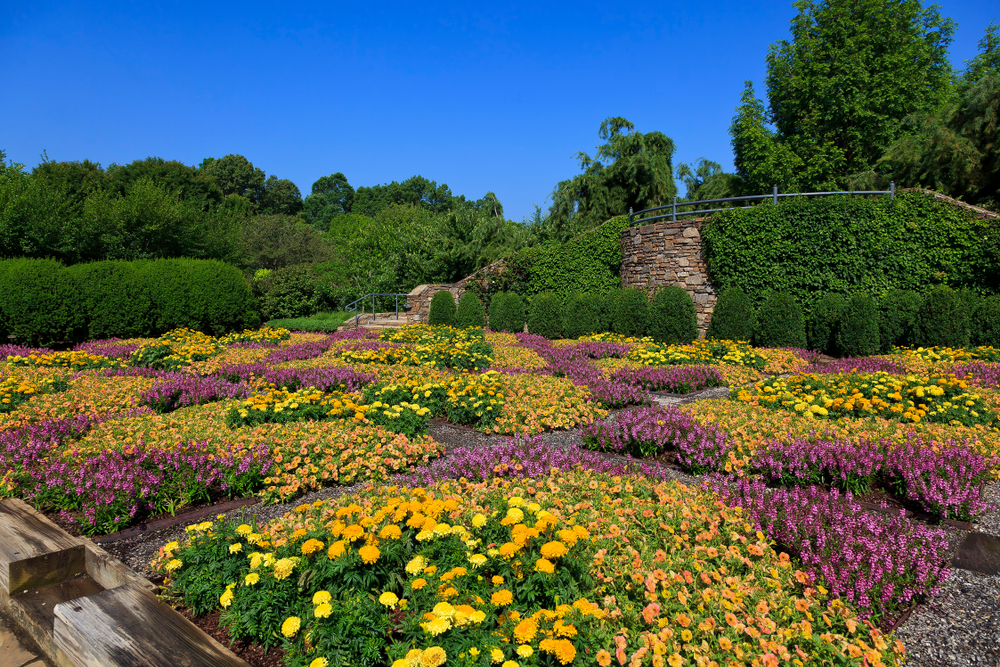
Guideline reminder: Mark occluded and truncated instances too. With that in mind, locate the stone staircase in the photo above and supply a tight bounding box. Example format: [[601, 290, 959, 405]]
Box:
[[337, 312, 421, 331]]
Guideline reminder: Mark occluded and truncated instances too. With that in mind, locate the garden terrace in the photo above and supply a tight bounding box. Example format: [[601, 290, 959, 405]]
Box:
[[0, 325, 997, 666]]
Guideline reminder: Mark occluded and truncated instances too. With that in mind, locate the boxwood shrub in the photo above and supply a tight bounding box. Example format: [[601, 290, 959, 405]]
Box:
[[706, 286, 753, 342], [489, 292, 526, 333], [69, 261, 155, 339], [915, 286, 970, 348], [836, 294, 881, 357], [0, 258, 85, 346], [877, 289, 922, 352], [753, 291, 806, 348], [807, 293, 847, 356], [562, 293, 602, 340], [612, 288, 649, 338], [455, 291, 485, 329], [648, 286, 697, 344], [428, 290, 457, 326], [527, 293, 562, 339]]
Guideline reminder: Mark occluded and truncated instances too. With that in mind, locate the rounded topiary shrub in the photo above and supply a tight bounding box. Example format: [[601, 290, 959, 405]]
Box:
[[648, 286, 697, 344], [836, 294, 881, 357], [612, 288, 649, 338], [490, 292, 526, 333], [595, 291, 618, 334], [958, 289, 984, 338], [139, 259, 198, 332], [878, 289, 922, 352], [186, 260, 260, 335], [562, 293, 602, 340], [428, 290, 457, 326], [706, 286, 754, 342], [914, 286, 970, 348], [974, 295, 1000, 348], [455, 291, 485, 329], [807, 293, 847, 356], [0, 258, 85, 346], [753, 291, 806, 348], [69, 261, 155, 339], [527, 293, 563, 339]]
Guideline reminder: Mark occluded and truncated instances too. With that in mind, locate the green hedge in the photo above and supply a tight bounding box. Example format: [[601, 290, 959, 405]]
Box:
[[69, 261, 154, 339], [648, 286, 697, 344], [0, 259, 85, 346], [612, 288, 649, 338], [455, 292, 485, 329], [702, 193, 995, 315], [489, 292, 526, 333], [706, 287, 753, 342], [527, 293, 563, 339], [837, 294, 881, 357], [562, 293, 603, 340], [754, 291, 806, 348], [428, 290, 457, 326]]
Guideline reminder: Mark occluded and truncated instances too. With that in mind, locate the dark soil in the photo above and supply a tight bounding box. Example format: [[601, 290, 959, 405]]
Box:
[[177, 607, 286, 667]]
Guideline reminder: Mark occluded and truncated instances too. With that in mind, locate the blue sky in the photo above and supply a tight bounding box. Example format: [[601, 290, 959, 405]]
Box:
[[2, 1, 997, 221]]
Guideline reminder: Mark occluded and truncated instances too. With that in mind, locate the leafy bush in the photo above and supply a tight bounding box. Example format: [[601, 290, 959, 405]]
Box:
[[807, 293, 846, 356], [428, 290, 457, 326], [974, 295, 1000, 348], [648, 286, 697, 344], [959, 289, 984, 342], [489, 292, 526, 333], [753, 291, 806, 348], [69, 261, 155, 339], [914, 286, 971, 348], [836, 294, 881, 357], [562, 293, 602, 339], [702, 193, 994, 313], [138, 259, 198, 332], [595, 290, 617, 334], [186, 260, 260, 335], [454, 291, 485, 329], [878, 289, 921, 352], [252, 264, 324, 322], [611, 287, 648, 338], [706, 286, 754, 342], [526, 293, 563, 339], [0, 259, 85, 346]]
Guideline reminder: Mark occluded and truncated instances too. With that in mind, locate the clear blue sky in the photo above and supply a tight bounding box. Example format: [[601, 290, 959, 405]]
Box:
[[3, 1, 997, 221]]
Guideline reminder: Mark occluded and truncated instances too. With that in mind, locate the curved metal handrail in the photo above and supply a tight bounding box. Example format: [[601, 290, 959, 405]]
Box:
[[344, 293, 411, 328]]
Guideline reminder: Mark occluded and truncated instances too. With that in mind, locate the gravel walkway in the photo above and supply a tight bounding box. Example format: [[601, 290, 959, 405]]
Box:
[[100, 387, 1000, 665]]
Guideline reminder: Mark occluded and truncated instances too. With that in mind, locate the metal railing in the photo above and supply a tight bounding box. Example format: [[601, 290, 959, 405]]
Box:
[[628, 182, 895, 225], [345, 293, 411, 329]]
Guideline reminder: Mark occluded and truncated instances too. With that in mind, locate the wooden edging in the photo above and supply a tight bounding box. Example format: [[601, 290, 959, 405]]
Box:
[[93, 497, 260, 545]]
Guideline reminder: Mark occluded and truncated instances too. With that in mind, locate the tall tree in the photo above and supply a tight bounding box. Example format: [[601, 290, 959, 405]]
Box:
[[675, 158, 744, 202], [259, 175, 304, 217], [549, 117, 677, 240], [736, 0, 956, 191], [304, 172, 355, 231], [199, 154, 267, 204], [104, 157, 223, 210]]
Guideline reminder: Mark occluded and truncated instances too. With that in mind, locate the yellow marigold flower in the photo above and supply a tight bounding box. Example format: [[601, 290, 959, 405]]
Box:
[[492, 575, 504, 585], [244, 573, 260, 586], [313, 590, 332, 605], [490, 648, 504, 663], [405, 555, 426, 575], [327, 541, 346, 560], [301, 539, 324, 555], [342, 524, 365, 541], [379, 524, 403, 540], [469, 609, 486, 624], [517, 645, 533, 658], [379, 591, 399, 608], [281, 616, 301, 637], [539, 638, 576, 665], [514, 618, 538, 643], [228, 542, 243, 554], [246, 533, 262, 545], [540, 541, 568, 559], [536, 558, 555, 574], [309, 659, 329, 667], [468, 553, 487, 568], [421, 647, 447, 667], [273, 558, 296, 580], [314, 603, 333, 618], [235, 524, 252, 536], [416, 530, 434, 542], [472, 513, 487, 528], [165, 559, 183, 571], [506, 507, 524, 522], [491, 589, 513, 606], [422, 616, 451, 636], [432, 601, 455, 618], [503, 662, 519, 667], [219, 589, 234, 608], [359, 544, 380, 564]]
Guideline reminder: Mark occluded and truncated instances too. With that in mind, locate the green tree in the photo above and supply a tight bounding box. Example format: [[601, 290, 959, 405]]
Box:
[[549, 117, 677, 240], [730, 83, 805, 194], [259, 176, 303, 217], [104, 157, 223, 210], [199, 154, 267, 204], [235, 214, 336, 271], [675, 158, 745, 212], [304, 172, 355, 231]]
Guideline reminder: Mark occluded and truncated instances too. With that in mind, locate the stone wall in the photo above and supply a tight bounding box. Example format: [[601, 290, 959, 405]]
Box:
[[404, 283, 467, 324], [619, 217, 716, 334]]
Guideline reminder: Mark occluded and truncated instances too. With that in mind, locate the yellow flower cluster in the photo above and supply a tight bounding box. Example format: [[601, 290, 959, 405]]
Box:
[[577, 332, 652, 344], [0, 375, 68, 413], [738, 371, 993, 426], [218, 326, 291, 346], [6, 350, 117, 370], [891, 345, 1000, 363], [628, 339, 767, 370]]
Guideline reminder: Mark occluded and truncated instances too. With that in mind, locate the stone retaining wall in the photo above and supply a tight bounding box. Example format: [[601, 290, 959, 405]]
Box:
[[619, 217, 716, 334], [405, 283, 467, 324]]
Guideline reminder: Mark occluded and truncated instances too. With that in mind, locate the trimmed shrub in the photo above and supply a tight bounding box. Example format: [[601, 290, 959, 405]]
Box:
[[69, 261, 155, 339], [836, 294, 881, 357], [648, 286, 698, 344], [455, 291, 485, 329], [595, 291, 618, 334], [974, 295, 1000, 348], [562, 293, 603, 339], [139, 259, 198, 332], [914, 286, 970, 348], [958, 289, 984, 341], [186, 260, 260, 335], [706, 286, 754, 342], [878, 289, 922, 352], [527, 293, 563, 339], [807, 293, 847, 356], [489, 292, 526, 333], [612, 288, 649, 338], [0, 258, 85, 346], [428, 290, 457, 326], [753, 292, 807, 348]]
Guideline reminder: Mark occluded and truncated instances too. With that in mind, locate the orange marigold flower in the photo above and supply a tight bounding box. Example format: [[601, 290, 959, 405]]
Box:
[[358, 544, 380, 564], [327, 541, 346, 560], [536, 558, 555, 574], [342, 524, 365, 542], [514, 618, 538, 643], [379, 524, 402, 540], [301, 539, 324, 555], [540, 541, 568, 559], [491, 589, 513, 606]]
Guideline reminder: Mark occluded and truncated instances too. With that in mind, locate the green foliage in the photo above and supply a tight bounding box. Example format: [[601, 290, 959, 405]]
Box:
[[878, 289, 922, 352], [706, 287, 754, 342], [488, 292, 525, 333], [648, 286, 698, 344], [0, 259, 85, 346], [235, 214, 336, 271], [69, 261, 154, 339], [138, 260, 198, 332], [253, 264, 327, 322], [454, 291, 485, 329], [595, 290, 618, 334], [974, 295, 1000, 347], [266, 312, 350, 332], [807, 293, 847, 356], [914, 286, 971, 348], [527, 293, 563, 339], [836, 294, 881, 357], [304, 172, 354, 231], [702, 193, 994, 315], [753, 292, 807, 348], [427, 290, 457, 326], [548, 118, 677, 240], [612, 288, 649, 338], [185, 260, 260, 335], [562, 293, 603, 340], [730, 82, 808, 193]]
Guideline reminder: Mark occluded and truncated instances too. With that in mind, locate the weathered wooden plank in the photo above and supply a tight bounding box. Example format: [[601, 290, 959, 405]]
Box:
[[82, 542, 156, 594], [0, 499, 85, 595], [14, 574, 104, 632], [53, 583, 250, 667]]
